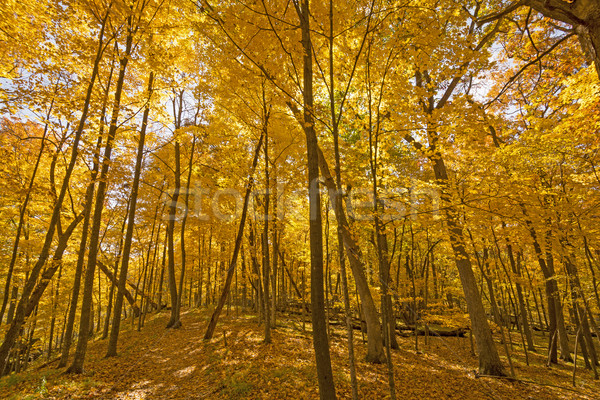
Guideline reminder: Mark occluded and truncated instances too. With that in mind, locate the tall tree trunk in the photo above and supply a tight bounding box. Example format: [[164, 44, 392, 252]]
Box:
[[47, 262, 63, 360], [287, 81, 385, 358], [204, 133, 264, 340], [544, 233, 572, 361], [311, 145, 385, 363], [295, 0, 337, 397], [505, 238, 536, 351], [0, 95, 55, 324], [262, 96, 272, 343], [106, 72, 154, 356], [176, 134, 196, 320], [0, 6, 111, 373], [1, 214, 81, 375], [521, 211, 568, 363], [67, 16, 133, 374], [563, 252, 599, 376], [328, 3, 357, 394], [157, 231, 167, 311], [271, 174, 278, 329], [364, 32, 398, 354], [59, 132, 105, 367], [101, 195, 130, 340], [166, 141, 182, 328], [431, 154, 504, 376]]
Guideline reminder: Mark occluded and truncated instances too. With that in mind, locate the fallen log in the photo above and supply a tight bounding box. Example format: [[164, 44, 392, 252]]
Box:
[[397, 327, 467, 337], [295, 311, 468, 338]]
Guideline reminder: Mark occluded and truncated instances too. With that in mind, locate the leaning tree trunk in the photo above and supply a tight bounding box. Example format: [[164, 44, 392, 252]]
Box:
[[106, 72, 154, 357], [327, 4, 358, 392], [431, 154, 505, 376], [0, 97, 54, 324], [67, 16, 133, 374], [288, 77, 384, 360], [60, 52, 116, 366], [176, 134, 196, 321], [204, 133, 264, 340], [58, 136, 102, 367], [0, 215, 82, 375], [312, 145, 385, 363], [0, 6, 111, 374]]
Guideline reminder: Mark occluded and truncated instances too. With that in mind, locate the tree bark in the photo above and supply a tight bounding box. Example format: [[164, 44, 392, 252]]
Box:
[[166, 141, 182, 328], [312, 145, 385, 363], [67, 14, 133, 374], [105, 71, 154, 357], [505, 238, 536, 351], [294, 0, 337, 397], [0, 97, 54, 324], [204, 133, 264, 340], [0, 5, 111, 374], [176, 134, 196, 320], [262, 95, 272, 343], [0, 214, 82, 375], [430, 154, 504, 376], [527, 0, 600, 79]]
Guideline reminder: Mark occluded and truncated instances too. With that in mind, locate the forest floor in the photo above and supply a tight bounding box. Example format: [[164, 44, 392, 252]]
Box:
[[0, 308, 598, 399]]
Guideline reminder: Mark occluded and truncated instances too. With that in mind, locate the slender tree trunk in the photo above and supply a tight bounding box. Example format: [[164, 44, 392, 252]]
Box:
[[262, 99, 272, 343], [430, 154, 504, 376], [564, 253, 599, 376], [197, 234, 204, 307], [157, 232, 167, 311], [0, 6, 111, 373], [522, 211, 569, 362], [312, 145, 385, 363], [0, 96, 55, 324], [271, 175, 278, 328], [1, 215, 81, 375], [365, 35, 398, 353], [96, 262, 141, 314], [67, 16, 133, 374], [295, 0, 336, 396], [106, 72, 154, 356], [59, 132, 105, 366], [176, 134, 196, 320], [166, 141, 182, 328], [503, 238, 536, 351], [204, 133, 264, 340], [545, 237, 571, 361], [47, 262, 63, 360], [101, 195, 130, 340]]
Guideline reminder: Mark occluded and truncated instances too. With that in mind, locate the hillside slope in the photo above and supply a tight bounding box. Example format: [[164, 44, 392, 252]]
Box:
[[0, 309, 597, 399]]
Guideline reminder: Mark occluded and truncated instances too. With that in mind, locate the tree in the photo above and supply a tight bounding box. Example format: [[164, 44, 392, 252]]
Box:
[[67, 5, 135, 374], [481, 0, 600, 79], [106, 71, 154, 357], [0, 2, 113, 374], [294, 0, 337, 397]]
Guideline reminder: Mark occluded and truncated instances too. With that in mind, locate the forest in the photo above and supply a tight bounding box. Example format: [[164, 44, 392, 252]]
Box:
[[1, 0, 600, 399]]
